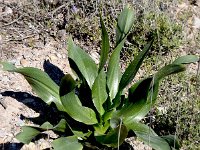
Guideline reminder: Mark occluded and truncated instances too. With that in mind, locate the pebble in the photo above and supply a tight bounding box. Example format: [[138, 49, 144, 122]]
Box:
[[62, 54, 66, 59], [0, 34, 2, 44], [2, 6, 13, 15], [193, 16, 200, 29], [21, 142, 37, 150], [49, 54, 57, 61], [20, 59, 29, 66], [56, 53, 62, 58]]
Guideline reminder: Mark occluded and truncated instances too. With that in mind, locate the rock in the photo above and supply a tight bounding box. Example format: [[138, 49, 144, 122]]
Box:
[[2, 6, 13, 16], [21, 142, 37, 150], [56, 53, 62, 58], [0, 34, 2, 44], [39, 140, 51, 149], [44, 0, 60, 6], [49, 54, 57, 61], [193, 16, 200, 29], [20, 59, 29, 67], [57, 30, 67, 42]]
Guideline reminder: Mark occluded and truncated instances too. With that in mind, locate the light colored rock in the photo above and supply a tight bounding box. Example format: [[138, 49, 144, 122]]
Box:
[[57, 30, 66, 41], [49, 54, 57, 61], [2, 6, 13, 15], [56, 53, 62, 58], [21, 142, 38, 150], [0, 34, 2, 44], [193, 16, 200, 29], [20, 59, 29, 67]]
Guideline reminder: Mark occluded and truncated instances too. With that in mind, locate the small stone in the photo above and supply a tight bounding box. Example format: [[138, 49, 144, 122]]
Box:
[[20, 59, 29, 67], [193, 16, 200, 29], [49, 54, 57, 61], [62, 54, 66, 59], [39, 140, 51, 149], [0, 34, 2, 44], [2, 6, 13, 15], [56, 53, 62, 58], [57, 30, 66, 41], [21, 142, 37, 150]]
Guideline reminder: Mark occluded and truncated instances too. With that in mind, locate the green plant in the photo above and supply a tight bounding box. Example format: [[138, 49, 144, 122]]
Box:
[[0, 5, 198, 150]]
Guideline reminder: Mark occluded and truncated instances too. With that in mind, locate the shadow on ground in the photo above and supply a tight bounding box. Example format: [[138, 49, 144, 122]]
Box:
[[0, 143, 23, 150], [0, 60, 66, 149]]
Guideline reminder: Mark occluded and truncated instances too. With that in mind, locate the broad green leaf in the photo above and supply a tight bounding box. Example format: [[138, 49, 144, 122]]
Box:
[[113, 78, 152, 119], [52, 136, 83, 150], [68, 58, 83, 80], [126, 122, 171, 150], [103, 109, 115, 122], [99, 15, 110, 71], [125, 120, 157, 135], [53, 119, 68, 132], [125, 63, 186, 123], [39, 119, 67, 133], [61, 90, 98, 125], [137, 133, 171, 150], [110, 117, 122, 129], [107, 39, 125, 101], [68, 37, 98, 88], [72, 130, 92, 140], [124, 82, 159, 123], [92, 69, 108, 115], [94, 121, 110, 135], [173, 55, 199, 65], [0, 62, 64, 111], [128, 77, 152, 103], [64, 121, 92, 139], [59, 74, 76, 97], [161, 135, 181, 149], [33, 119, 67, 132], [16, 126, 40, 144], [154, 64, 186, 83], [116, 5, 135, 45], [40, 122, 53, 129], [110, 91, 123, 109], [95, 125, 128, 148], [0, 61, 16, 71], [119, 39, 154, 91]]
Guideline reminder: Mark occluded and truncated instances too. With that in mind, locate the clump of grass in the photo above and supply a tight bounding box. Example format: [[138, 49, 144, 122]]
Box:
[[154, 70, 200, 150]]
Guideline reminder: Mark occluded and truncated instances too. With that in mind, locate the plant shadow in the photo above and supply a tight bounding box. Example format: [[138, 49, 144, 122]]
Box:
[[0, 143, 23, 150], [0, 60, 67, 148], [43, 59, 65, 85], [1, 60, 66, 124]]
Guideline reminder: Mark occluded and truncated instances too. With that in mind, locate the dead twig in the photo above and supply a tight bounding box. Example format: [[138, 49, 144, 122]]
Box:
[[5, 34, 37, 42], [0, 15, 24, 28], [50, 3, 68, 15]]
